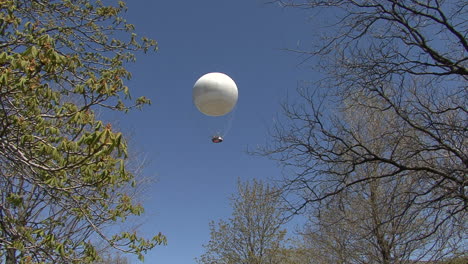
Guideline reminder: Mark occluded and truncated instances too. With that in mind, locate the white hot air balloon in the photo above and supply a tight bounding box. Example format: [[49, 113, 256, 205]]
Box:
[[193, 72, 238, 143]]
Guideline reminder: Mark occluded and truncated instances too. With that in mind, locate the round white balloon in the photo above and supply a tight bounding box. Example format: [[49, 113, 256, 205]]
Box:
[[193, 72, 238, 116]]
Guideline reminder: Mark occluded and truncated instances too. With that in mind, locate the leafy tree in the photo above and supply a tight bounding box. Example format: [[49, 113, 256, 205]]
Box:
[[95, 250, 130, 264], [274, 241, 317, 264], [0, 0, 165, 263], [197, 180, 288, 264], [258, 0, 467, 261]]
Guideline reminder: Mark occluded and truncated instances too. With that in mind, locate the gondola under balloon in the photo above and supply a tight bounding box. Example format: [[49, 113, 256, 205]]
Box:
[[192, 72, 238, 143]]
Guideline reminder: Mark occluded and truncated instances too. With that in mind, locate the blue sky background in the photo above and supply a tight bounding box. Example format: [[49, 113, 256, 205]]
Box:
[[112, 1, 320, 263]]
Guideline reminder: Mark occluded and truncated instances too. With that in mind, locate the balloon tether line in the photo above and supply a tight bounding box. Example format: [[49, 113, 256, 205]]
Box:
[[221, 105, 237, 138]]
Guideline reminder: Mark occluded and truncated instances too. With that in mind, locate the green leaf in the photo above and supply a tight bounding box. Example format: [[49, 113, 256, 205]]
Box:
[[24, 45, 38, 58], [0, 73, 8, 85], [7, 193, 23, 207]]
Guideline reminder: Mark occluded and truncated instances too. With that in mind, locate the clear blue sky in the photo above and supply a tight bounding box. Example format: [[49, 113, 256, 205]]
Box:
[[113, 1, 318, 263]]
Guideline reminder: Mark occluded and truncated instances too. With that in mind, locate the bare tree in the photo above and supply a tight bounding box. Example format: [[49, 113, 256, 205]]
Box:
[[197, 179, 289, 264], [258, 0, 467, 261], [275, 99, 463, 263], [300, 160, 451, 263]]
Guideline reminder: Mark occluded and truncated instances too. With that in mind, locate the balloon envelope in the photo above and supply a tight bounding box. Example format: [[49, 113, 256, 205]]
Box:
[[193, 72, 238, 116]]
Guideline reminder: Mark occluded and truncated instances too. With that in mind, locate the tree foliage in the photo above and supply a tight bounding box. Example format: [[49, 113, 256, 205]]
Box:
[[197, 180, 288, 264], [95, 249, 130, 264], [259, 0, 467, 261], [0, 0, 165, 263]]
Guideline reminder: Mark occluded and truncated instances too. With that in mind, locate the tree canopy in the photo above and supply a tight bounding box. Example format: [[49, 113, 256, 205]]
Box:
[[197, 180, 290, 264], [0, 1, 165, 263]]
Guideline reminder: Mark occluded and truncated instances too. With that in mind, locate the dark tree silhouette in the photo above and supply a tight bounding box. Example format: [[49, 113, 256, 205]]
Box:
[[258, 0, 466, 261]]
